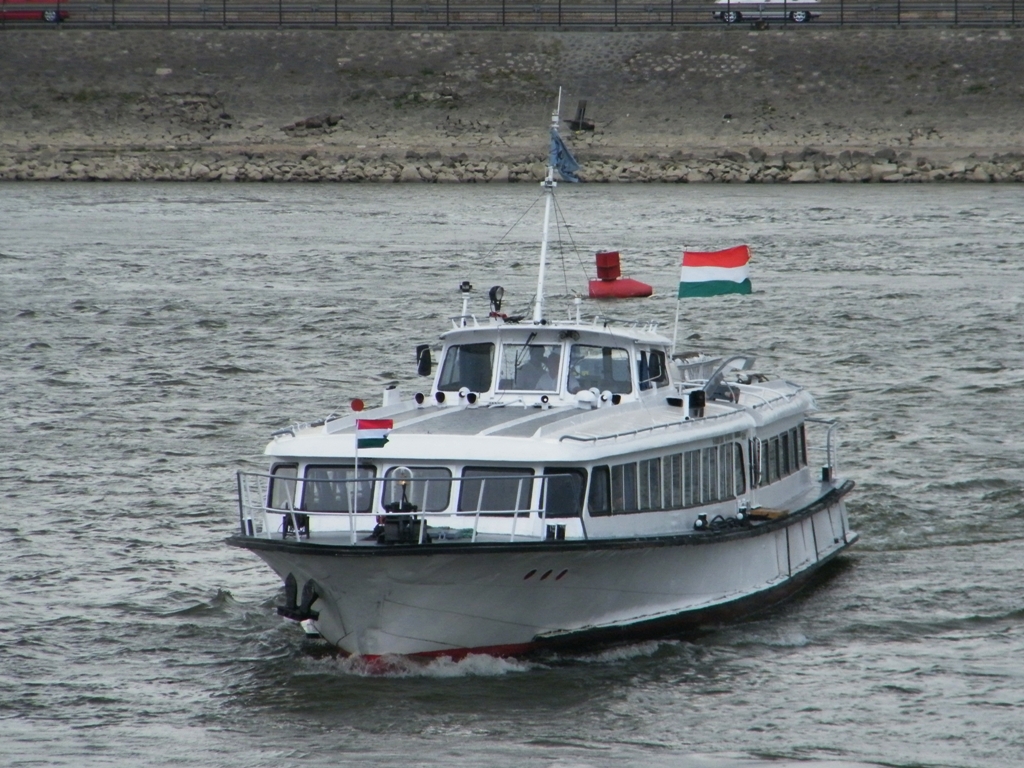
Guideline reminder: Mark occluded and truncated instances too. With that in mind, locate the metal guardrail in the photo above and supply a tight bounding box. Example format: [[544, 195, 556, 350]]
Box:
[[1, 0, 1020, 27], [805, 417, 840, 481], [237, 469, 585, 544]]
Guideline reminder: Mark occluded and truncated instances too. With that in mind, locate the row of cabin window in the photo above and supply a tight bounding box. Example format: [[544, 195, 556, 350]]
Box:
[[268, 465, 585, 517], [588, 443, 746, 517], [267, 427, 803, 519], [756, 425, 808, 487]]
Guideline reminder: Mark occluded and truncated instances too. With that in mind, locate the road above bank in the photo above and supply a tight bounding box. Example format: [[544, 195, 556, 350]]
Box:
[[2, 27, 1022, 180]]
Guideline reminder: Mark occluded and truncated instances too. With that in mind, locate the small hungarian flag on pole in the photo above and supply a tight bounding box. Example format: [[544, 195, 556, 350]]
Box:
[[678, 245, 752, 298], [355, 419, 393, 449]]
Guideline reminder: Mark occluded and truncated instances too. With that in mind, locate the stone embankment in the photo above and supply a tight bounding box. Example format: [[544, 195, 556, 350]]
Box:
[[3, 28, 1024, 181], [3, 147, 1022, 183]]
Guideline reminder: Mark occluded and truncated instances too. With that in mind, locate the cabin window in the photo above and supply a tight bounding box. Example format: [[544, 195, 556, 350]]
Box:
[[734, 444, 747, 496], [542, 468, 587, 518], [662, 453, 684, 508], [458, 467, 533, 512], [589, 444, 746, 516], [588, 466, 611, 516], [701, 447, 719, 504], [755, 425, 808, 487], [268, 464, 297, 510], [790, 427, 802, 470], [750, 439, 761, 488], [438, 342, 494, 393], [611, 462, 639, 513], [684, 450, 701, 507], [567, 344, 632, 395], [382, 466, 452, 513], [719, 445, 733, 501], [303, 465, 376, 513], [498, 343, 562, 392], [638, 457, 662, 511]]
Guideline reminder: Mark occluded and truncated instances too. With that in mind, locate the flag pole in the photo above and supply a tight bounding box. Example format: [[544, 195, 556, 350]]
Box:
[[672, 250, 683, 355], [351, 425, 359, 544], [672, 296, 681, 356]]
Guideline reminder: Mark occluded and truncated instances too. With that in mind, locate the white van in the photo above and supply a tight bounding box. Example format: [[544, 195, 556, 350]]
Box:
[[712, 0, 819, 23]]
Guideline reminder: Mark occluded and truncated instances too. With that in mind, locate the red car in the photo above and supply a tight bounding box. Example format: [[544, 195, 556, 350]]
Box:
[[0, 0, 69, 22]]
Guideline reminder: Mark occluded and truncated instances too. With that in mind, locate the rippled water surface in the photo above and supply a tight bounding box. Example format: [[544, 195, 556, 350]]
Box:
[[2, 183, 1022, 768]]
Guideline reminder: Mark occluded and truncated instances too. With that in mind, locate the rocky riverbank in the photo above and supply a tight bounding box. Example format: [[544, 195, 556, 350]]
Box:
[[2, 27, 1023, 182], [4, 146, 1023, 183]]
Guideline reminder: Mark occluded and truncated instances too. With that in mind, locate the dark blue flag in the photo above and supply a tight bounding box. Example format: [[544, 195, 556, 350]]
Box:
[[549, 129, 581, 183]]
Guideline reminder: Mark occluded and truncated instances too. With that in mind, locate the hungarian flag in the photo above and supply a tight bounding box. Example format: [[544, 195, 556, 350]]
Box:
[[356, 419, 393, 449], [678, 245, 752, 298]]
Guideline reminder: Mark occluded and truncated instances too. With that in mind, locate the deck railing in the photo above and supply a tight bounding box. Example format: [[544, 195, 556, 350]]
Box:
[[237, 470, 586, 544], [2, 0, 1019, 28], [805, 417, 841, 482]]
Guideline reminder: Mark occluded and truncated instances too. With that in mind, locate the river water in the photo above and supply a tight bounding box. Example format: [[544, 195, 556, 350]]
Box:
[[1, 182, 1022, 768]]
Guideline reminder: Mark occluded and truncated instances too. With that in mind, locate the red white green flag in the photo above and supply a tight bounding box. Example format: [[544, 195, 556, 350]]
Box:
[[356, 419, 393, 449], [678, 245, 752, 298]]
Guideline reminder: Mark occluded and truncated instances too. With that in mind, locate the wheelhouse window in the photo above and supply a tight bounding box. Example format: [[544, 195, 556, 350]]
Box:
[[268, 464, 297, 510], [567, 344, 632, 395], [382, 466, 452, 513], [498, 343, 561, 392], [638, 349, 670, 390], [303, 465, 376, 513], [542, 468, 587, 518], [438, 342, 494, 393], [458, 467, 534, 512]]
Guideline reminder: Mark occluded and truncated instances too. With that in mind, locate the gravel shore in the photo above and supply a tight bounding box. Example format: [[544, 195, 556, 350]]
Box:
[[2, 27, 1023, 181]]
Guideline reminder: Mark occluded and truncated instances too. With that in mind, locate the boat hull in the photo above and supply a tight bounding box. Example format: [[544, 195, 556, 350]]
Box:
[[228, 482, 855, 657]]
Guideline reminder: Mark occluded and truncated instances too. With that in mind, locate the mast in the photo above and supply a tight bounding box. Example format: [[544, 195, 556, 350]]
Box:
[[533, 89, 562, 325]]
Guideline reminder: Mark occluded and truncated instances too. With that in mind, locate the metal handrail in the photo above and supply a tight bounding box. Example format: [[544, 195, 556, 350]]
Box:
[[559, 407, 742, 444], [237, 469, 585, 543], [805, 417, 840, 479]]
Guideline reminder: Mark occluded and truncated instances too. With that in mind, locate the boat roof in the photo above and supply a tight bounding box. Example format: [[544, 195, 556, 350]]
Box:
[[265, 374, 813, 464], [439, 316, 672, 345]]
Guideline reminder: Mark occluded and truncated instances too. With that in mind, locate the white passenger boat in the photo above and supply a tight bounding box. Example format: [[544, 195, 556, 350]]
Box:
[[227, 97, 857, 659]]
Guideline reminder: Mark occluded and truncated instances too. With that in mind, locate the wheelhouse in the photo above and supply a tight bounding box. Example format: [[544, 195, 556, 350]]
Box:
[[431, 321, 673, 409]]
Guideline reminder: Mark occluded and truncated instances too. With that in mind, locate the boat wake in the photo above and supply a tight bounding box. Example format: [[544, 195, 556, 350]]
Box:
[[334, 652, 538, 678], [325, 639, 696, 677]]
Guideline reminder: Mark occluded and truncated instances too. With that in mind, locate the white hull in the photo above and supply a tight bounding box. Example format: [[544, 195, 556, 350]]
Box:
[[235, 483, 854, 656]]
